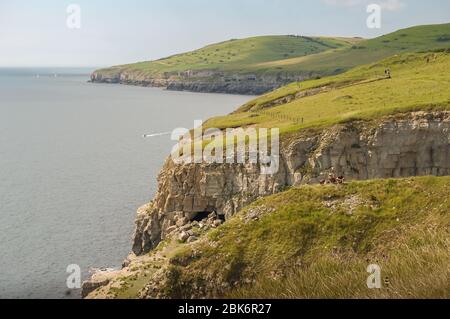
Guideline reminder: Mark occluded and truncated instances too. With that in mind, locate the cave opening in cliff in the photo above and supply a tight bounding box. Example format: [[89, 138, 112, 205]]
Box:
[[190, 210, 227, 223], [192, 211, 211, 222]]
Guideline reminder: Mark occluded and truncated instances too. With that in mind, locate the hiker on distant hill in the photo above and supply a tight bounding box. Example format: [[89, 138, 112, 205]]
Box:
[[385, 68, 391, 79]]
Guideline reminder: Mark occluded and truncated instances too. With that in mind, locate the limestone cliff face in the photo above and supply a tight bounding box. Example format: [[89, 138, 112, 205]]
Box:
[[90, 70, 309, 95], [132, 111, 450, 256]]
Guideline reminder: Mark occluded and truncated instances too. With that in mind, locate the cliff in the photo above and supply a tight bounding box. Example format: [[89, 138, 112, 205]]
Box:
[[83, 111, 450, 298], [90, 70, 306, 95], [131, 111, 450, 255]]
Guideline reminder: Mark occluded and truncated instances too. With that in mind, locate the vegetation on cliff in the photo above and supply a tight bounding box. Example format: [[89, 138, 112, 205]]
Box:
[[87, 177, 450, 299], [205, 50, 450, 134]]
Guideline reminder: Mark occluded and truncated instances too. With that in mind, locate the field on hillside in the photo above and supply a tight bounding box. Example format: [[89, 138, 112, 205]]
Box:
[[95, 23, 450, 80], [205, 51, 450, 135], [97, 36, 356, 76], [272, 24, 450, 75], [266, 23, 450, 76]]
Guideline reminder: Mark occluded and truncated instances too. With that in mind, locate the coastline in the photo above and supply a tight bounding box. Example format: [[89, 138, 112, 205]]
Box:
[[88, 66, 313, 96]]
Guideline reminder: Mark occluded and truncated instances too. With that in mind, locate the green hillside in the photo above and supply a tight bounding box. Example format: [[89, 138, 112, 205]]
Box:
[[258, 23, 450, 75], [95, 35, 357, 76], [95, 23, 450, 80], [205, 50, 450, 135]]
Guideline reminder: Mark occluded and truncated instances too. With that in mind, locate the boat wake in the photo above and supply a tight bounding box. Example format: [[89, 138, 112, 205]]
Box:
[[142, 132, 172, 138]]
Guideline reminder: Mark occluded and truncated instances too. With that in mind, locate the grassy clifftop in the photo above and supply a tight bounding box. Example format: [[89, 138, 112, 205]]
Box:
[[205, 50, 450, 134]]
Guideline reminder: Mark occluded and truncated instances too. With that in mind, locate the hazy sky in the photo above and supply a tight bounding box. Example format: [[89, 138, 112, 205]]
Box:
[[1, 0, 449, 67]]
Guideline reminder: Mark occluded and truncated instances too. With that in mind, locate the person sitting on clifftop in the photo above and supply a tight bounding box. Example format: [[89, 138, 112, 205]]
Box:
[[320, 172, 345, 185]]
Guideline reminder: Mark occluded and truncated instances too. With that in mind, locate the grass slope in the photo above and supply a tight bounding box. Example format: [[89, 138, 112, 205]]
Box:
[[95, 35, 356, 77], [264, 23, 450, 76], [225, 177, 450, 299], [107, 176, 450, 299], [205, 50, 450, 134], [96, 23, 450, 80]]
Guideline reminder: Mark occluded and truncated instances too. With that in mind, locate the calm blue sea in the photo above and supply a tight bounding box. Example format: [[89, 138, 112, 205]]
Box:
[[0, 68, 251, 298]]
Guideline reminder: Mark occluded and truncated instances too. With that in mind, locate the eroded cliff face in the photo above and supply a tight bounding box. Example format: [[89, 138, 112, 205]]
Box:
[[90, 70, 309, 95], [132, 111, 450, 256]]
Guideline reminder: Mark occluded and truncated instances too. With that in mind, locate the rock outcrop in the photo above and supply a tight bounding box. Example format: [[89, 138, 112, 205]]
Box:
[[90, 70, 310, 95], [131, 111, 450, 256]]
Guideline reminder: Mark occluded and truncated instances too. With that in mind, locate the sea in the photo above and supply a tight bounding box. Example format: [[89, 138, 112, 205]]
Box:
[[0, 68, 251, 298]]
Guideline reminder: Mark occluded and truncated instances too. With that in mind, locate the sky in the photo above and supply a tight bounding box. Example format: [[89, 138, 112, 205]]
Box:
[[0, 0, 449, 67]]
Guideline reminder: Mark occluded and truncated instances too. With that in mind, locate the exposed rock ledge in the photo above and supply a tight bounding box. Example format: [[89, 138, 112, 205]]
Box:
[[131, 111, 450, 256], [90, 70, 309, 95], [82, 111, 450, 298]]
